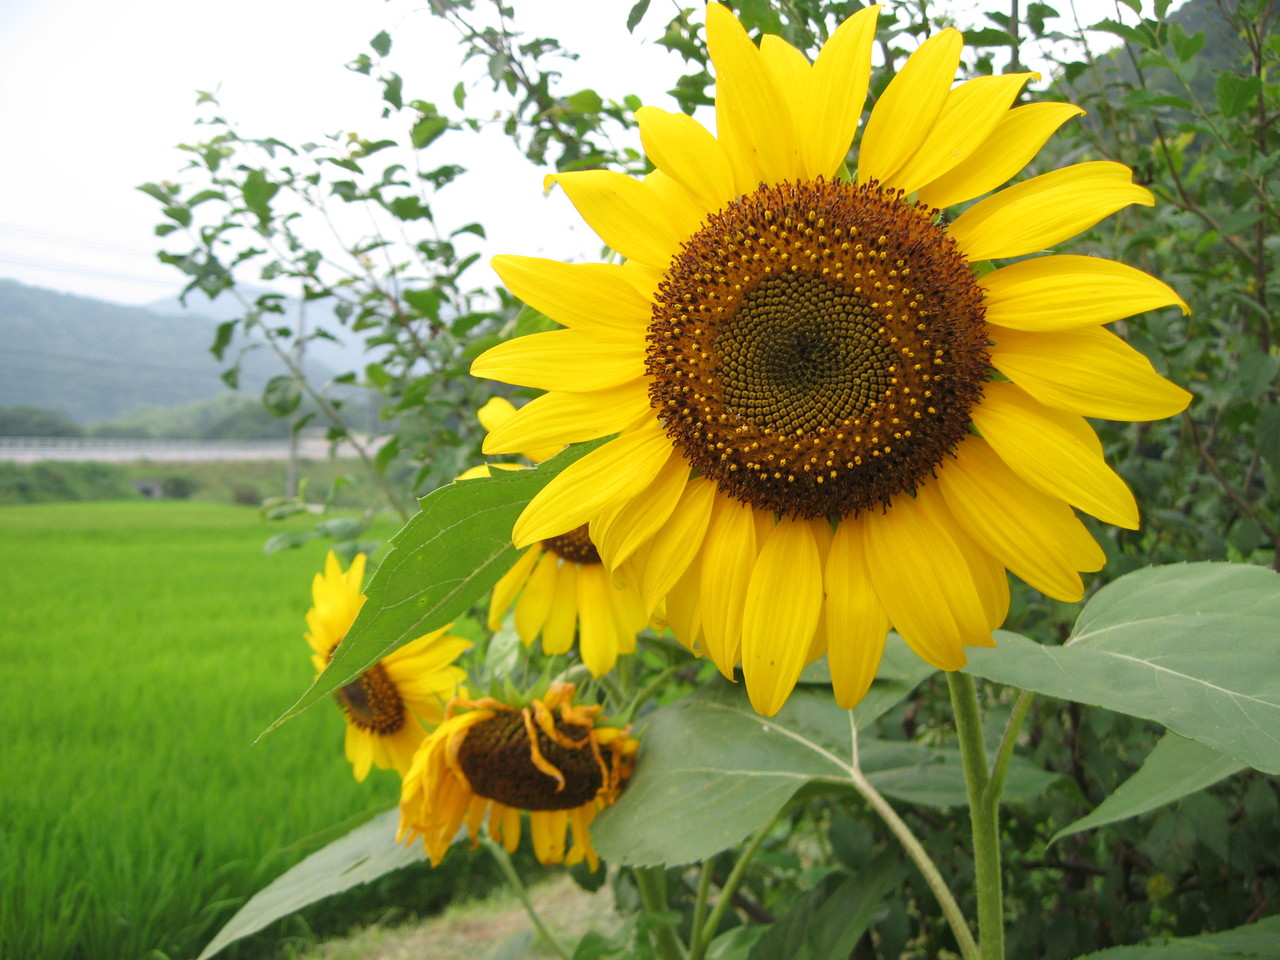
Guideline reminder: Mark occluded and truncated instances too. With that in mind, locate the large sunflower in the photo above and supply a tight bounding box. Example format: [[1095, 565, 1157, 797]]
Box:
[[463, 397, 650, 678], [397, 682, 638, 870], [472, 4, 1191, 716], [305, 551, 470, 780]]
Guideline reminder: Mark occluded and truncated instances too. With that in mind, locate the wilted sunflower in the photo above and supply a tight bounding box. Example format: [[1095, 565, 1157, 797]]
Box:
[[397, 682, 638, 870], [472, 3, 1191, 716], [305, 551, 470, 781], [462, 397, 650, 678]]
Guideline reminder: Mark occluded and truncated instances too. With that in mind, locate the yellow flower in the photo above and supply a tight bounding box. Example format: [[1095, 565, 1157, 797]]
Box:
[[472, 4, 1192, 716], [305, 551, 470, 781], [397, 682, 638, 870], [466, 397, 651, 678]]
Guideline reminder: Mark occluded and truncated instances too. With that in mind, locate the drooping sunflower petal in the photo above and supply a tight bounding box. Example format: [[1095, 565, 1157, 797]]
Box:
[[858, 28, 963, 186], [938, 436, 1103, 601], [471, 328, 643, 393], [892, 72, 1036, 197], [798, 4, 879, 179], [590, 453, 690, 570], [481, 381, 651, 454], [541, 561, 579, 655], [637, 105, 737, 213], [989, 324, 1193, 421], [489, 544, 543, 630], [741, 517, 824, 716], [513, 420, 674, 548], [824, 512, 889, 708], [863, 490, 991, 670], [491, 256, 651, 333], [979, 254, 1190, 331], [917, 102, 1085, 209], [576, 565, 621, 677], [699, 494, 760, 678], [514, 551, 560, 644], [639, 476, 717, 613], [544, 170, 686, 268], [949, 161, 1154, 261], [706, 1, 802, 189], [972, 382, 1139, 529]]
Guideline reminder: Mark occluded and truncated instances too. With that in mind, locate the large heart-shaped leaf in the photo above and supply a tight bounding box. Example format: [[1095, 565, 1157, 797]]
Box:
[[963, 563, 1280, 774]]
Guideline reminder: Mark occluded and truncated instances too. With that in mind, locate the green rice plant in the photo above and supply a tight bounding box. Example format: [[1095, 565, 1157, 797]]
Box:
[[0, 501, 417, 960]]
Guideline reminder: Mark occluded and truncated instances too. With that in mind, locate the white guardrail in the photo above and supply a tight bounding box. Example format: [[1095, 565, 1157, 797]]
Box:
[[0, 435, 366, 464]]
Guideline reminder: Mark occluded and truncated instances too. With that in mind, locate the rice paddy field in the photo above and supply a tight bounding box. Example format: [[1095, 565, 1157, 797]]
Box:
[[0, 500, 473, 960]]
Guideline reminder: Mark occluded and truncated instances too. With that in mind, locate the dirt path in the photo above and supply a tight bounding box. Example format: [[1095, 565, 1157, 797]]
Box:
[[302, 874, 618, 960]]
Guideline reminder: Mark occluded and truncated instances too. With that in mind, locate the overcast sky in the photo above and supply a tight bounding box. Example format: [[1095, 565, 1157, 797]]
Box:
[[0, 0, 1168, 307]]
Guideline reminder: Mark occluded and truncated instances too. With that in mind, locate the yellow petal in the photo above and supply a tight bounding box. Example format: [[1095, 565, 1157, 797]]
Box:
[[477, 396, 517, 434], [949, 161, 1154, 261], [937, 436, 1103, 601], [699, 494, 760, 679], [824, 513, 890, 708], [797, 5, 879, 180], [590, 453, 690, 570], [514, 420, 674, 547], [604, 562, 647, 655], [637, 105, 737, 214], [971, 382, 1139, 529], [663, 551, 704, 655], [491, 256, 651, 333], [540, 561, 579, 656], [979, 254, 1190, 331], [742, 517, 824, 716], [471, 329, 643, 393], [489, 544, 542, 630], [545, 169, 683, 268], [989, 324, 1192, 421], [893, 72, 1036, 196], [706, 1, 801, 190], [530, 809, 568, 864], [858, 29, 963, 185], [643, 168, 711, 242], [639, 475, 717, 612], [863, 490, 990, 671], [576, 564, 620, 677], [514, 551, 559, 645], [482, 381, 651, 454], [917, 102, 1085, 209]]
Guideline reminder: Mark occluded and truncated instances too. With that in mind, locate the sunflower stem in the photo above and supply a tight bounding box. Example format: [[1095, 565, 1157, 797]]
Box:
[[483, 840, 572, 960], [634, 866, 687, 960], [947, 671, 1004, 960], [687, 858, 716, 960], [847, 712, 980, 960], [691, 807, 785, 960], [986, 689, 1035, 810]]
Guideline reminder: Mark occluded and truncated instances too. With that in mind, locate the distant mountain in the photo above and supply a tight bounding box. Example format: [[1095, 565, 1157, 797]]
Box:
[[0, 279, 335, 423]]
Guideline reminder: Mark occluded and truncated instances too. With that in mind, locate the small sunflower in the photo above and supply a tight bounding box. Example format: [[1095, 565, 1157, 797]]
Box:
[[397, 682, 638, 870], [464, 397, 651, 678], [305, 551, 470, 781], [472, 4, 1192, 716]]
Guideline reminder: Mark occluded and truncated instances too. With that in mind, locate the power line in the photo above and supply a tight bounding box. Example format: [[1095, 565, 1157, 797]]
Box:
[[0, 252, 179, 287], [0, 344, 228, 377], [0, 220, 162, 258]]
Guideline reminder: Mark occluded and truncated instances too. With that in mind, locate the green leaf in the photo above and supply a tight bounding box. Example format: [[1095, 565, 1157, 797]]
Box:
[[962, 563, 1280, 774], [262, 375, 301, 416], [1256, 404, 1280, 469], [747, 851, 905, 960], [485, 929, 534, 960], [261, 444, 599, 736], [1216, 73, 1262, 120], [1072, 914, 1280, 958], [593, 640, 1051, 865], [411, 114, 448, 150], [196, 809, 421, 959], [626, 0, 652, 31], [370, 30, 391, 56], [1050, 732, 1245, 844]]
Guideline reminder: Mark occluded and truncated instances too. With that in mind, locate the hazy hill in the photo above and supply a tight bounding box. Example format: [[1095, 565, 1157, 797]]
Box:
[[0, 279, 333, 423]]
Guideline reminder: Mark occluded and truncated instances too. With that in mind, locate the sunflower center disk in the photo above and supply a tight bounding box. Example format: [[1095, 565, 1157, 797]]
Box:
[[646, 179, 991, 520], [458, 710, 604, 811], [335, 662, 405, 735], [542, 525, 602, 565]]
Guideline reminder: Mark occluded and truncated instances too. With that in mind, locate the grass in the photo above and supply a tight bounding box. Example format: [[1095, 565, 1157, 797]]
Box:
[[0, 500, 462, 960]]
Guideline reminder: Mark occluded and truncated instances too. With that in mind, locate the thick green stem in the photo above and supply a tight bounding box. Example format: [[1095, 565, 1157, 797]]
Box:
[[483, 840, 571, 960], [947, 672, 1004, 960], [687, 859, 716, 960], [634, 866, 687, 960]]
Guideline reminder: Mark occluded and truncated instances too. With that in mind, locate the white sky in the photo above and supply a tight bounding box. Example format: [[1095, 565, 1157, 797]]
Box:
[[0, 0, 1170, 307]]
